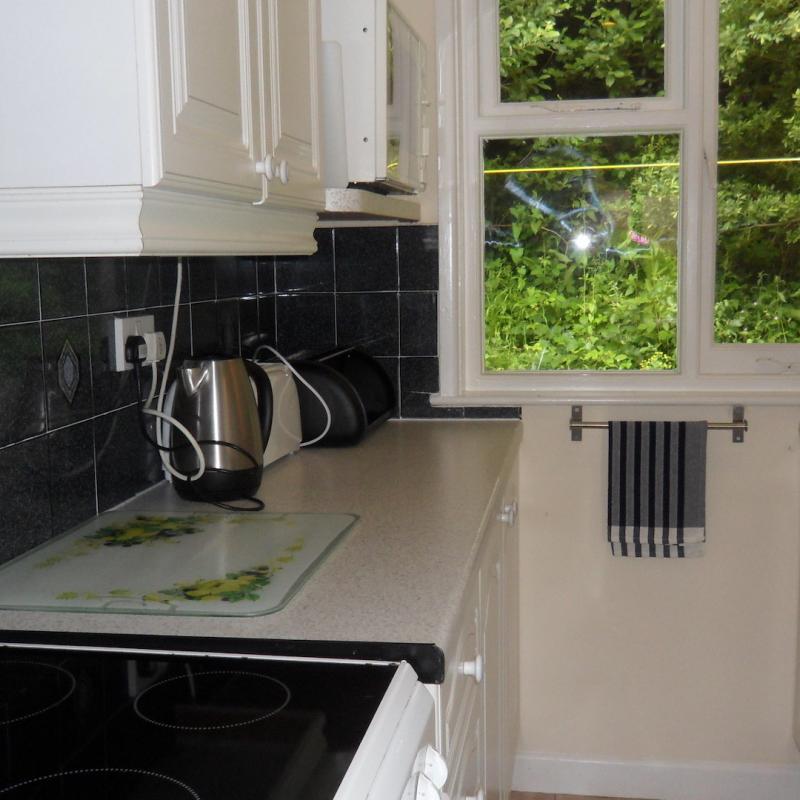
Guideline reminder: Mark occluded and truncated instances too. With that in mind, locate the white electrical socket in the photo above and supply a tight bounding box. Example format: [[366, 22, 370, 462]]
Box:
[[111, 315, 165, 371]]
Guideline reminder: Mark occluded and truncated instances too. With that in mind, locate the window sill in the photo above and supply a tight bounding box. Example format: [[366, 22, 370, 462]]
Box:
[[431, 388, 800, 407]]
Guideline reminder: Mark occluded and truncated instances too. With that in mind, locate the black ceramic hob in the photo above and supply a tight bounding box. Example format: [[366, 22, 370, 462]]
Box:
[[0, 647, 397, 799]]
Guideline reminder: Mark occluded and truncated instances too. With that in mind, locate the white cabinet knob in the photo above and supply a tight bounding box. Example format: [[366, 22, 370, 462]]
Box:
[[278, 158, 289, 184], [402, 772, 441, 800], [413, 744, 448, 789], [465, 790, 485, 800], [459, 654, 483, 684], [498, 499, 518, 526], [256, 154, 276, 180]]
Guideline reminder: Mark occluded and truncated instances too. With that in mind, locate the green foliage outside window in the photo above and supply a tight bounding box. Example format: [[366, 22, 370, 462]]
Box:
[[486, 0, 800, 372]]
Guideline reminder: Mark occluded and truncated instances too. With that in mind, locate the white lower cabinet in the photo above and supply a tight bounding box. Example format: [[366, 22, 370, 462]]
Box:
[[436, 459, 519, 800]]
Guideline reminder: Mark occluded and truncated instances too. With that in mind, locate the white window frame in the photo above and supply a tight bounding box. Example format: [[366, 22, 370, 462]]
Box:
[[435, 0, 800, 405]]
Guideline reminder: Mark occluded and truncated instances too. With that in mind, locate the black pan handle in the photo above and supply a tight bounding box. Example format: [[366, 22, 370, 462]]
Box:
[[245, 359, 273, 451]]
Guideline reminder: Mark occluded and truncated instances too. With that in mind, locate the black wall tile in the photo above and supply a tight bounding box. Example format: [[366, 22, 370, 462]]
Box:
[[190, 300, 240, 358], [399, 225, 439, 290], [275, 294, 336, 357], [47, 421, 97, 536], [42, 317, 93, 430], [94, 405, 161, 513], [374, 356, 400, 408], [187, 257, 216, 302], [240, 298, 260, 358], [399, 292, 437, 356], [0, 322, 46, 446], [190, 301, 221, 357], [38, 258, 87, 319], [276, 254, 336, 293], [86, 257, 126, 314], [217, 300, 241, 356], [463, 407, 522, 419], [216, 256, 257, 299], [257, 296, 277, 353], [400, 357, 464, 419], [0, 438, 51, 564], [276, 229, 335, 293], [334, 227, 398, 292], [257, 257, 276, 296], [336, 292, 399, 356], [0, 259, 39, 324], [125, 256, 161, 310]]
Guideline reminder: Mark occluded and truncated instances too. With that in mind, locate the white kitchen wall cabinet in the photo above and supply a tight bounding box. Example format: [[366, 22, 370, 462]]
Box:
[[0, 0, 322, 257], [255, 0, 323, 209], [436, 458, 519, 800]]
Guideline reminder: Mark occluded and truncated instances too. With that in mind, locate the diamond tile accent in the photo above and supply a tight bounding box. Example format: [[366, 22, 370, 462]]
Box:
[[57, 338, 80, 405]]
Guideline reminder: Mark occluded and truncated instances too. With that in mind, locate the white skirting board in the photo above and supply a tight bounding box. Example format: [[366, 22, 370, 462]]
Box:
[[514, 752, 800, 800]]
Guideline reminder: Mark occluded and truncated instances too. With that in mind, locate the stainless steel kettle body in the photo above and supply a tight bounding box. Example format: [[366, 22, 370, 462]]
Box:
[[169, 357, 272, 501]]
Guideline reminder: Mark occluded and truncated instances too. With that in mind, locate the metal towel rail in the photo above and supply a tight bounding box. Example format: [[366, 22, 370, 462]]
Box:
[[569, 405, 748, 443]]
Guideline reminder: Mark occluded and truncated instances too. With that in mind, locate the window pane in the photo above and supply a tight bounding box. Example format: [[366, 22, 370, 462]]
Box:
[[498, 0, 665, 103], [484, 135, 680, 371], [714, 1, 800, 345]]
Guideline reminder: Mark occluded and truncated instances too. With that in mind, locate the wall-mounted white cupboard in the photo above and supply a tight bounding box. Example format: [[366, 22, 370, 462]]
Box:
[[0, 0, 322, 257]]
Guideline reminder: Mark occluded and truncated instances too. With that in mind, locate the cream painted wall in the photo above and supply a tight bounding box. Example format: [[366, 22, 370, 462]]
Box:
[[518, 405, 800, 765]]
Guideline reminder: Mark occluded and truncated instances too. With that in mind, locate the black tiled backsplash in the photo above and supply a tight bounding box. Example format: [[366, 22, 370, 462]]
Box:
[[0, 224, 519, 562]]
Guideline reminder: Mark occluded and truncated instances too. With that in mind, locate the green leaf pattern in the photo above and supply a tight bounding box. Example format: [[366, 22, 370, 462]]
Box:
[[54, 537, 306, 606]]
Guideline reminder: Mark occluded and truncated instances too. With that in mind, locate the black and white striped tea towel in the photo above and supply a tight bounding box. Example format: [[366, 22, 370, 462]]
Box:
[[607, 421, 708, 558]]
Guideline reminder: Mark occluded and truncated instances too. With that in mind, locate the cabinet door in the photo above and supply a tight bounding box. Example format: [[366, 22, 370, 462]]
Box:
[[256, 0, 323, 208], [152, 0, 261, 199], [481, 522, 504, 800], [500, 469, 520, 800], [445, 696, 483, 800]]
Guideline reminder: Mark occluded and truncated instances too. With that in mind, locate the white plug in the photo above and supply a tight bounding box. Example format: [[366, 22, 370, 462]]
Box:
[[112, 315, 166, 371], [142, 331, 167, 365]]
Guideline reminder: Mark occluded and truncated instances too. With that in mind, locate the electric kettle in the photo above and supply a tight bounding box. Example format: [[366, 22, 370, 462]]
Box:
[[169, 356, 272, 501]]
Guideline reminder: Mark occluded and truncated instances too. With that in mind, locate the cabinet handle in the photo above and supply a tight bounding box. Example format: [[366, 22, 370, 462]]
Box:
[[498, 499, 518, 526], [278, 159, 289, 184], [256, 155, 276, 181], [459, 654, 483, 684]]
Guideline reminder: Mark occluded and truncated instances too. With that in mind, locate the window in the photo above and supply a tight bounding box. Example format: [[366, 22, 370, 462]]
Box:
[[435, 0, 800, 403]]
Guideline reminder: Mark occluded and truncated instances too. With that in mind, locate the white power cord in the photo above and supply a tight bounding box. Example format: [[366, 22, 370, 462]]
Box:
[[140, 258, 206, 483], [254, 344, 332, 447]]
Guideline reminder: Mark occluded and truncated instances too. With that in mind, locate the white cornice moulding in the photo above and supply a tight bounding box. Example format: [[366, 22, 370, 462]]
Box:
[[0, 187, 145, 257], [139, 189, 318, 255], [0, 186, 318, 257], [514, 752, 800, 800]]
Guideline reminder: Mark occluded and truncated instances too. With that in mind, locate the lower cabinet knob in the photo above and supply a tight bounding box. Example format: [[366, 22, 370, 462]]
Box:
[[278, 159, 289, 184], [459, 654, 483, 684], [402, 773, 441, 800], [498, 499, 518, 525]]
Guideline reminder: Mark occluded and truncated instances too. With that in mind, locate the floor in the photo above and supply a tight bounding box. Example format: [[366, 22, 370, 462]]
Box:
[[511, 794, 654, 800]]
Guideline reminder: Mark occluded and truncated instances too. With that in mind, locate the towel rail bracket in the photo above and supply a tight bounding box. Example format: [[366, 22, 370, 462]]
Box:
[[569, 405, 748, 443]]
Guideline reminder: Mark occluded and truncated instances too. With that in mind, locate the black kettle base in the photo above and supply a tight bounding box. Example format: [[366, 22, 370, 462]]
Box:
[[173, 467, 263, 503]]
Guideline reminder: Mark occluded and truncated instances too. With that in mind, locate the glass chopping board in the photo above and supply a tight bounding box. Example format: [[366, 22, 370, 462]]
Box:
[[0, 511, 357, 617]]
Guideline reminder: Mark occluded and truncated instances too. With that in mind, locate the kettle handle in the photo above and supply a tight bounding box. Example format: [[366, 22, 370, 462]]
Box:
[[245, 359, 273, 451]]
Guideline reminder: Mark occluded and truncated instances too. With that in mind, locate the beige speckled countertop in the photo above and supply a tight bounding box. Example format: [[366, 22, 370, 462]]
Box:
[[0, 421, 521, 679]]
